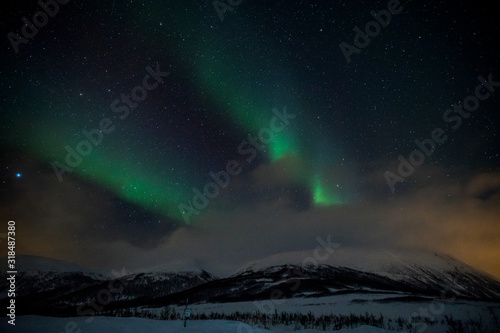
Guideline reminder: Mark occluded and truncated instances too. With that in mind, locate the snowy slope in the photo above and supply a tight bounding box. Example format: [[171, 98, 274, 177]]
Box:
[[0, 316, 394, 333], [3, 249, 500, 320], [240, 248, 482, 278], [236, 248, 500, 298], [0, 256, 216, 316], [0, 255, 107, 300]]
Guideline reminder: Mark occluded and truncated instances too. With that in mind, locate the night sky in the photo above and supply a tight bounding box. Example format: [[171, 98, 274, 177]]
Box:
[[1, 0, 499, 277]]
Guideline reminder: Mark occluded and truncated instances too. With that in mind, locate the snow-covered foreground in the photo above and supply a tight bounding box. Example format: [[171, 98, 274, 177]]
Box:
[[1, 295, 498, 332], [0, 316, 392, 333], [128, 293, 498, 332]]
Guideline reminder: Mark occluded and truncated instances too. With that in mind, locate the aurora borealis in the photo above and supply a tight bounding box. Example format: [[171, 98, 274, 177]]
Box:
[[1, 0, 500, 278]]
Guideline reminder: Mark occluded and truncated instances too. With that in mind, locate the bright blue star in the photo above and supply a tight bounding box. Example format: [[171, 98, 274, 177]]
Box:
[[16, 173, 21, 178]]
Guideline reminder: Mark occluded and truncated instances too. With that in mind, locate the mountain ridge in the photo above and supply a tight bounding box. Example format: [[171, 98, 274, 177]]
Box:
[[2, 248, 499, 317]]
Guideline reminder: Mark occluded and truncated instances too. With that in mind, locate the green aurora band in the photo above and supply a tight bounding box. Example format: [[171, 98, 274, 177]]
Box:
[[6, 2, 346, 227]]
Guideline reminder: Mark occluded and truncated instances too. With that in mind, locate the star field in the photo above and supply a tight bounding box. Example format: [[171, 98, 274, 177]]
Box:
[[0, 0, 499, 276]]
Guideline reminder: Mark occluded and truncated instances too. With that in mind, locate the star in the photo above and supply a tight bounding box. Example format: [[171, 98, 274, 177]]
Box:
[[16, 173, 21, 178]]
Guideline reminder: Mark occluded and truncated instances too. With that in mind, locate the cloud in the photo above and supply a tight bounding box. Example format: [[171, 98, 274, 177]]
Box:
[[4, 156, 500, 280], [145, 167, 500, 278]]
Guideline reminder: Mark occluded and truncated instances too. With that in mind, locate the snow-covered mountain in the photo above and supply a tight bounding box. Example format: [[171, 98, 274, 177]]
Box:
[[110, 248, 500, 309], [0, 255, 106, 301], [235, 248, 500, 299], [2, 249, 499, 317], [0, 255, 216, 316]]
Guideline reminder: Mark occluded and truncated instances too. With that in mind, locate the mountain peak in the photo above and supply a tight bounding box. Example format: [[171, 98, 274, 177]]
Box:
[[236, 247, 500, 299], [239, 247, 479, 276]]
